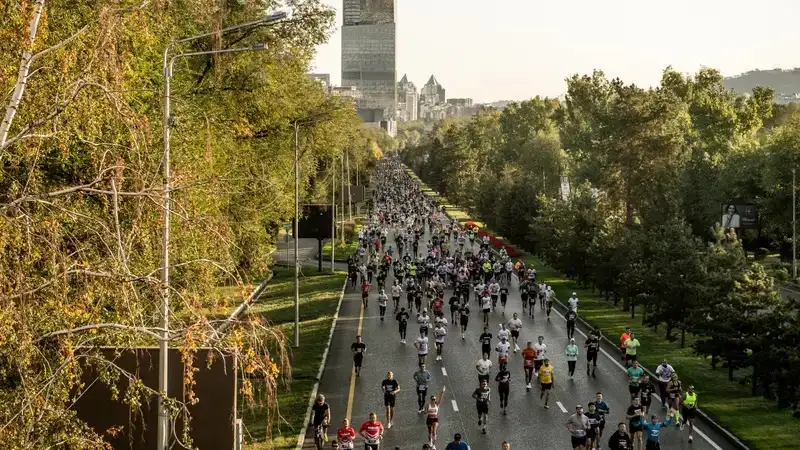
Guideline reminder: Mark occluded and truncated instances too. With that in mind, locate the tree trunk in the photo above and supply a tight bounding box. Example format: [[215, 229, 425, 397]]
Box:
[[751, 365, 758, 396], [680, 326, 686, 349], [0, 0, 46, 153], [711, 355, 718, 370]]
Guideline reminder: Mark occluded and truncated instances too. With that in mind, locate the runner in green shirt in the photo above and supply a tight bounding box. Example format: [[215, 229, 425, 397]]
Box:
[[624, 332, 641, 366], [626, 360, 645, 401]]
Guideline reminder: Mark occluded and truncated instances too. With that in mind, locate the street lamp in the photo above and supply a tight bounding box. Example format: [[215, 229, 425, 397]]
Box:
[[158, 12, 285, 450]]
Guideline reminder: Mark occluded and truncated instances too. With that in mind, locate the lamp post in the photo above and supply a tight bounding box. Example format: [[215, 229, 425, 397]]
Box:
[[159, 12, 285, 450]]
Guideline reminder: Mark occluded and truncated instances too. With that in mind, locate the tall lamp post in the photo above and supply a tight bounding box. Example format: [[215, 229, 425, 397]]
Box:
[[159, 12, 285, 450]]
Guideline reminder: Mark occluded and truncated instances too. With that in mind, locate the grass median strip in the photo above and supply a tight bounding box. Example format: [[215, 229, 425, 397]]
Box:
[[404, 163, 799, 450], [228, 268, 346, 450]]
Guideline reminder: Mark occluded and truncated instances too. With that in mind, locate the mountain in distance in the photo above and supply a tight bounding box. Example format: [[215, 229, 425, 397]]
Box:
[[723, 68, 800, 103]]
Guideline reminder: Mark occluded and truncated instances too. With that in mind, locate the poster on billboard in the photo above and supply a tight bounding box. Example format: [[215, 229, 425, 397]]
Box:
[[720, 203, 757, 229]]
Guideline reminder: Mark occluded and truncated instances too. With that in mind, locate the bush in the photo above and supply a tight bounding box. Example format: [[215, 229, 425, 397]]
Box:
[[464, 221, 523, 257], [774, 267, 790, 282], [754, 247, 769, 261]]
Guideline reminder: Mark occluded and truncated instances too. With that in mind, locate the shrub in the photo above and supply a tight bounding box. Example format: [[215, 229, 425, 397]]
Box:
[[754, 247, 769, 261], [774, 267, 790, 282]]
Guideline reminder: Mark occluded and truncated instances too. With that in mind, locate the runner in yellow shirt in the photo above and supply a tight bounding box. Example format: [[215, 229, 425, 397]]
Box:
[[538, 358, 555, 409]]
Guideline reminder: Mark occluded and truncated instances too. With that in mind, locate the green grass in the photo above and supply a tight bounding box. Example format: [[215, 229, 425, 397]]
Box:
[[322, 222, 364, 262], [403, 163, 800, 450], [234, 268, 346, 450]]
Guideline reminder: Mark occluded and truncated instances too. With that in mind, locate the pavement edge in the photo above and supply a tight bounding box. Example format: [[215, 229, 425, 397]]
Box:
[[294, 278, 349, 450]]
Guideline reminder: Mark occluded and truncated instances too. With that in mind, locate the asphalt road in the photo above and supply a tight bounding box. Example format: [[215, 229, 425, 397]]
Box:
[[305, 224, 735, 450]]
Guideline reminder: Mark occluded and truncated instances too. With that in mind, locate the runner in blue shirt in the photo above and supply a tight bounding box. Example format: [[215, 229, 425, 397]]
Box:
[[444, 433, 470, 450], [642, 412, 673, 450]]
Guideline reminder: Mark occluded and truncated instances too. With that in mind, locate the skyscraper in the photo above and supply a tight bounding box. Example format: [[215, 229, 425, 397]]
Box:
[[341, 0, 397, 122]]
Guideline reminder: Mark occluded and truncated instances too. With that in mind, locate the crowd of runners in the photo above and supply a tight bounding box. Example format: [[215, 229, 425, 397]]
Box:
[[311, 160, 701, 450]]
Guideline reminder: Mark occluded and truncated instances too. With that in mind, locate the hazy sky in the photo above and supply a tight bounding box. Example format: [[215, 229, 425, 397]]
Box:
[[310, 0, 800, 103]]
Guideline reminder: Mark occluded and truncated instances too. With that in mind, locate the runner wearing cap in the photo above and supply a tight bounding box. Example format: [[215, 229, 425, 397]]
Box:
[[680, 385, 698, 442], [566, 404, 590, 450], [444, 433, 470, 450]]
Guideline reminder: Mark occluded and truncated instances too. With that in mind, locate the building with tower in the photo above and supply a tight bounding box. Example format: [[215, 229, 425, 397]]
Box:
[[341, 0, 397, 124]]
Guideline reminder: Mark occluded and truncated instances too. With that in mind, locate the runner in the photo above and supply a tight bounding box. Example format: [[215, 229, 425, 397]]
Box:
[[607, 423, 633, 450], [391, 280, 402, 312], [642, 412, 674, 450], [378, 289, 389, 321], [545, 286, 554, 320], [619, 327, 632, 364], [476, 353, 492, 384], [459, 301, 471, 339], [585, 402, 602, 450], [639, 374, 656, 416], [680, 385, 698, 442], [336, 419, 356, 450], [351, 336, 366, 378], [585, 330, 601, 378], [522, 341, 537, 391], [495, 363, 511, 415], [507, 313, 523, 352], [479, 326, 493, 358], [381, 371, 400, 428], [595, 392, 611, 447], [666, 373, 683, 425], [310, 394, 331, 443], [624, 332, 641, 366], [418, 309, 431, 337], [415, 330, 430, 366], [434, 321, 447, 362], [358, 412, 384, 450], [424, 386, 446, 447], [533, 336, 547, 377], [539, 358, 555, 409], [497, 323, 510, 342], [361, 279, 372, 308], [566, 404, 590, 450], [568, 292, 580, 312], [414, 363, 432, 413], [472, 379, 491, 434], [481, 291, 492, 325], [655, 360, 674, 410], [495, 335, 511, 371], [488, 278, 500, 311], [396, 307, 410, 344], [627, 360, 645, 401], [449, 292, 461, 324], [445, 433, 469, 450], [566, 309, 578, 340], [625, 397, 645, 450], [565, 338, 579, 380], [500, 283, 509, 312]]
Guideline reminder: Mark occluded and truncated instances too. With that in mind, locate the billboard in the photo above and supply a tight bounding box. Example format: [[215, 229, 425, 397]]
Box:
[[721, 203, 757, 229], [340, 185, 366, 203], [296, 204, 334, 239]]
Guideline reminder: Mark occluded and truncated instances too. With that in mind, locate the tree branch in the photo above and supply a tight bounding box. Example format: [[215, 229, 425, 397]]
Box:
[[34, 323, 166, 343]]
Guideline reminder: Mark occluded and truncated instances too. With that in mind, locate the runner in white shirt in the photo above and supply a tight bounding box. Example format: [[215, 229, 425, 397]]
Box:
[[495, 336, 511, 370], [434, 324, 447, 361], [507, 313, 523, 352], [504, 261, 514, 283], [533, 336, 547, 376], [417, 310, 431, 337], [415, 331, 429, 366], [481, 293, 492, 325], [434, 313, 448, 328], [488, 280, 501, 311], [497, 323, 510, 341], [476, 353, 493, 383], [390, 282, 402, 312], [377, 290, 388, 321], [568, 292, 579, 312]]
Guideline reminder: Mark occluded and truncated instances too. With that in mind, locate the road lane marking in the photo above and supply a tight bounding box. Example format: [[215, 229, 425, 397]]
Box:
[[345, 301, 365, 422], [451, 400, 459, 412], [556, 401, 568, 413], [441, 367, 448, 376]]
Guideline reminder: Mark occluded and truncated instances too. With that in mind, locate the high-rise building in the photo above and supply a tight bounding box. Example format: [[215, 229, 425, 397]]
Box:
[[341, 0, 397, 122], [397, 74, 419, 121], [420, 75, 446, 105]]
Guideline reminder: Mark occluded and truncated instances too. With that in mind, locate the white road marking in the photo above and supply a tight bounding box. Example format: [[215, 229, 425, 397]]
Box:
[[556, 401, 568, 413], [451, 400, 459, 412], [441, 367, 448, 376]]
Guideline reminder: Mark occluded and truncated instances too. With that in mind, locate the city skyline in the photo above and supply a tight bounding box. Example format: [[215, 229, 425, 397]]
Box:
[[312, 0, 800, 103]]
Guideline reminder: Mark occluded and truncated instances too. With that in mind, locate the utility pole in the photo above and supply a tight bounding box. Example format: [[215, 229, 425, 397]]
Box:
[[340, 153, 345, 247], [794, 168, 797, 281], [293, 122, 300, 348], [331, 157, 336, 273], [346, 152, 353, 222]]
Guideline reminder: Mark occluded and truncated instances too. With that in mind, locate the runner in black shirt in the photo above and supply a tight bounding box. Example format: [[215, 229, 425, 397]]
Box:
[[380, 371, 400, 428], [639, 374, 656, 415], [500, 286, 509, 311], [459, 303, 470, 339], [585, 331, 600, 378], [566, 310, 577, 340], [449, 294, 460, 324], [396, 308, 410, 344], [351, 336, 366, 377], [479, 326, 493, 357], [495, 367, 511, 415]]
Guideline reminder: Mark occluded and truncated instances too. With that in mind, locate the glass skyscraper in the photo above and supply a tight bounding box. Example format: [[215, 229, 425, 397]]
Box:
[[341, 0, 397, 121]]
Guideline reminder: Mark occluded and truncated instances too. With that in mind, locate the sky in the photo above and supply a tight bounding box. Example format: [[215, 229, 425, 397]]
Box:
[[310, 0, 800, 104]]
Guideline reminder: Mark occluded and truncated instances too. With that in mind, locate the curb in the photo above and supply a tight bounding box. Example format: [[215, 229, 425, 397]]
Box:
[[294, 278, 348, 450], [403, 164, 749, 450]]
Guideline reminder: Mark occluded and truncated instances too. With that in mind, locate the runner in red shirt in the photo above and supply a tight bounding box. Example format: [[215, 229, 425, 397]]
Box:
[[522, 341, 537, 392], [361, 280, 371, 308], [431, 296, 444, 316], [359, 412, 384, 450], [336, 418, 356, 449]]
